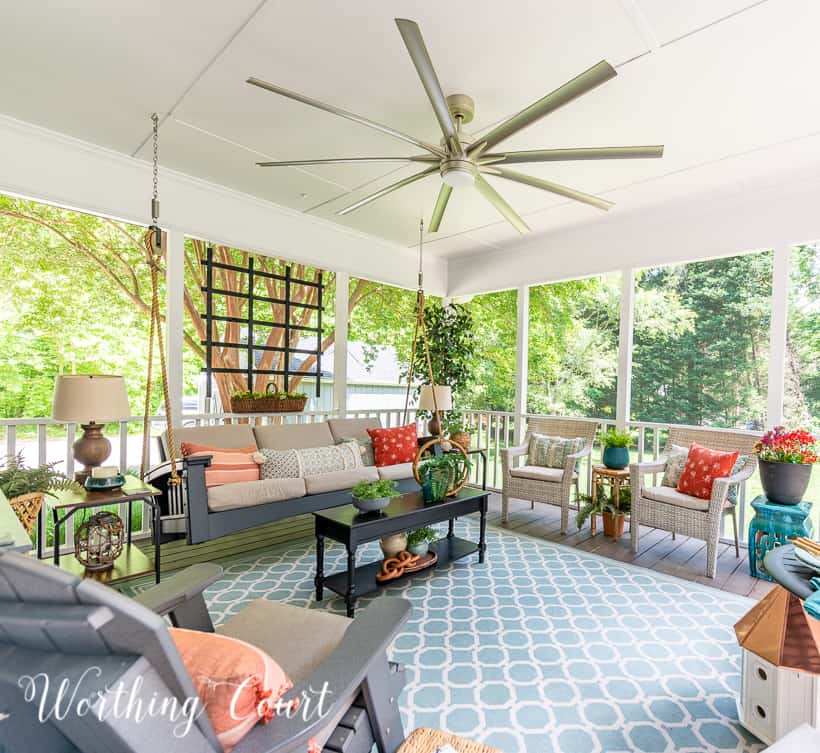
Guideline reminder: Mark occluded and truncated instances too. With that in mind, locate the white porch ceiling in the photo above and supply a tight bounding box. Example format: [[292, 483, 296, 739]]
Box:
[[2, 0, 819, 259]]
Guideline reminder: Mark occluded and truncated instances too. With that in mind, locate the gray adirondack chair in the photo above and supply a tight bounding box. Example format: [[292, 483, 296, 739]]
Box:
[[0, 551, 410, 753]]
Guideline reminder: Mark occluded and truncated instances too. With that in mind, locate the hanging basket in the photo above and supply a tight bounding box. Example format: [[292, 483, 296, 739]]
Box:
[[230, 382, 308, 414]]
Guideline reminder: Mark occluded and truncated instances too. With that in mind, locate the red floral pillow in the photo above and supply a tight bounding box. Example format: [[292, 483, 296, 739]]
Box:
[[677, 442, 739, 500], [367, 424, 418, 467]]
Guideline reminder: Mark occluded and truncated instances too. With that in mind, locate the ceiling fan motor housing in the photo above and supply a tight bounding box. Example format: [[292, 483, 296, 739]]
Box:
[[440, 157, 477, 188]]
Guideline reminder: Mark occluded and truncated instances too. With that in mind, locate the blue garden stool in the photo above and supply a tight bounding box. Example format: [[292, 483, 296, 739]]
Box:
[[748, 495, 814, 581]]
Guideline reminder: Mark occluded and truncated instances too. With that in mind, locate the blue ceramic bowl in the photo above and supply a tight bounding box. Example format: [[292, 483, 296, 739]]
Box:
[[84, 474, 126, 491]]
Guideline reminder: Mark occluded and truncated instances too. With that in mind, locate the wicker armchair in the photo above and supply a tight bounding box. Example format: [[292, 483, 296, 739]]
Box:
[[630, 426, 759, 578], [501, 417, 597, 533]]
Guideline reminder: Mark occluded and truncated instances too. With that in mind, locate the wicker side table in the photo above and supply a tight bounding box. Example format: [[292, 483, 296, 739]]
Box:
[[590, 464, 631, 536], [398, 728, 501, 753]]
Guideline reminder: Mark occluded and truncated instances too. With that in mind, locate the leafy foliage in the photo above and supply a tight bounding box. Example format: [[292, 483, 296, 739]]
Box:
[[599, 429, 633, 448], [406, 526, 438, 547], [351, 478, 401, 500], [0, 453, 80, 498]]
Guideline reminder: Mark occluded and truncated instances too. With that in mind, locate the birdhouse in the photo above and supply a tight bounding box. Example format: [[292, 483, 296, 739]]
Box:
[[734, 586, 820, 744]]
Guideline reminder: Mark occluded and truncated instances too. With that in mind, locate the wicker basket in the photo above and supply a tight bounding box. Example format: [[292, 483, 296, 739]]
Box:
[[230, 382, 308, 414], [398, 728, 501, 753], [9, 492, 44, 536]]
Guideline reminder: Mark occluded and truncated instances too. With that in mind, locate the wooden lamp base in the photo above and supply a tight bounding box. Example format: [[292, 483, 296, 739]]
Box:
[[73, 422, 112, 484]]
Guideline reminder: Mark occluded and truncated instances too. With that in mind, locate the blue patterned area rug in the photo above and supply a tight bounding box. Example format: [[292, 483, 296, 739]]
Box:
[[176, 520, 762, 753]]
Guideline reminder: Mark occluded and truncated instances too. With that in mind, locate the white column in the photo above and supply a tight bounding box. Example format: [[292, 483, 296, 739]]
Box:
[[767, 245, 791, 427], [333, 271, 349, 415], [616, 268, 635, 430], [165, 229, 185, 428], [513, 284, 530, 444]]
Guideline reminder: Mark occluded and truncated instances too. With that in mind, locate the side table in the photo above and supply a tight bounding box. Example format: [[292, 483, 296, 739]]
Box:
[[748, 495, 814, 581], [590, 464, 630, 536], [43, 475, 162, 585]]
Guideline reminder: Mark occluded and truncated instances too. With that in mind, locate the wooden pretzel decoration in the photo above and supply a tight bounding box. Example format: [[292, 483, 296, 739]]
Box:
[[376, 550, 419, 583], [412, 437, 470, 497]]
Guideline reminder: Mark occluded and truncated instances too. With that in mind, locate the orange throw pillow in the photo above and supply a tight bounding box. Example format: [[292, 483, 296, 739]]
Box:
[[180, 443, 261, 488], [677, 442, 739, 500], [367, 424, 418, 467], [171, 628, 318, 753]]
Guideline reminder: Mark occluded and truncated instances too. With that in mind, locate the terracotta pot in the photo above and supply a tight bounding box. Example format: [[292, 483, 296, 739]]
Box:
[[380, 533, 407, 558], [759, 459, 812, 505], [603, 511, 625, 538], [450, 432, 471, 451]]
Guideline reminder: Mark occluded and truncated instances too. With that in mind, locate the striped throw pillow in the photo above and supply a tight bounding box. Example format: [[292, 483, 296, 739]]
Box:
[[181, 443, 261, 488], [528, 433, 585, 469]]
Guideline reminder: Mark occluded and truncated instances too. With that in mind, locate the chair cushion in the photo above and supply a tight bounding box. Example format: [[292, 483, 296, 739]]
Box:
[[253, 422, 334, 450], [304, 466, 379, 494], [528, 434, 584, 469], [207, 477, 306, 512], [218, 598, 351, 685], [378, 462, 416, 481], [677, 442, 739, 500], [170, 626, 298, 752], [510, 465, 569, 483], [643, 485, 710, 512], [368, 424, 418, 467], [661, 444, 689, 488], [327, 417, 381, 444]]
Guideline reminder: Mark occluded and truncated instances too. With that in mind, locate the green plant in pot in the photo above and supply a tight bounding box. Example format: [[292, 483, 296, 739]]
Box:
[[419, 453, 472, 502], [754, 427, 817, 505], [0, 453, 79, 500], [599, 428, 633, 470], [351, 478, 401, 514], [576, 487, 631, 538], [444, 416, 474, 451], [406, 526, 438, 557]]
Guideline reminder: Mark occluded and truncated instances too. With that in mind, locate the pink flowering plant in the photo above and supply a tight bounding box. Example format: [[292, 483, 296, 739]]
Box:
[[754, 426, 818, 465]]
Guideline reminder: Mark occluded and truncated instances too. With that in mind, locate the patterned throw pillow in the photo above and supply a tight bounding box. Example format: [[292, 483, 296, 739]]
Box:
[[528, 433, 585, 469], [677, 442, 740, 500], [180, 443, 261, 488], [367, 424, 419, 467], [661, 444, 690, 488], [337, 436, 375, 466], [259, 442, 362, 480]]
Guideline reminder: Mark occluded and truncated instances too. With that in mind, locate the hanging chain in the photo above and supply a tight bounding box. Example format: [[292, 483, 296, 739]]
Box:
[[150, 113, 160, 227]]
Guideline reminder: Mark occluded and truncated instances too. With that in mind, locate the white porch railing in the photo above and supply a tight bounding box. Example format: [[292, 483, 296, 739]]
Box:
[[2, 407, 770, 557]]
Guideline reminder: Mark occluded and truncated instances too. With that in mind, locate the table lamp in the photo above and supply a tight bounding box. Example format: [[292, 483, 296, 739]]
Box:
[[418, 384, 452, 436], [52, 375, 131, 483]]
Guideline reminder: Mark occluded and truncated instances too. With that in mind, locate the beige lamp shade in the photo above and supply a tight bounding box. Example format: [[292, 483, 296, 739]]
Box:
[[418, 384, 453, 412], [52, 375, 131, 423]]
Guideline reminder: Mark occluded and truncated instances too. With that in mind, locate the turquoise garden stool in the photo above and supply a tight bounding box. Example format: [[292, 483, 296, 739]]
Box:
[[748, 495, 814, 581]]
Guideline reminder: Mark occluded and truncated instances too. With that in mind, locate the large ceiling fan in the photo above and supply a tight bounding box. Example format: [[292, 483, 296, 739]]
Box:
[[247, 18, 663, 234]]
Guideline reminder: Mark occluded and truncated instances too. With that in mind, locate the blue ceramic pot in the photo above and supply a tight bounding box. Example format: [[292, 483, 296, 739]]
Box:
[[603, 446, 629, 470]]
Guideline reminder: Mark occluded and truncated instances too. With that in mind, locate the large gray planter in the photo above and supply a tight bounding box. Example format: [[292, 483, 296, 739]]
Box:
[[759, 459, 813, 505]]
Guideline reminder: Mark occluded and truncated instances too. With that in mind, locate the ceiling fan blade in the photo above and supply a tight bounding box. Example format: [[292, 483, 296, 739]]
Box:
[[247, 76, 446, 158], [486, 145, 664, 164], [428, 184, 453, 232], [468, 60, 616, 153], [337, 166, 438, 216], [474, 174, 530, 234], [257, 155, 437, 167], [395, 19, 460, 154], [488, 167, 614, 211]]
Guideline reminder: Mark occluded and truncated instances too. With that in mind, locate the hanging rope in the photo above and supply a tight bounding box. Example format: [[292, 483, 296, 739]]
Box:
[[139, 113, 180, 485], [403, 219, 439, 425]]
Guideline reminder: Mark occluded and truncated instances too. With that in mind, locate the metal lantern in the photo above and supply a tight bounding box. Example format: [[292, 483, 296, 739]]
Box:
[[75, 511, 124, 571]]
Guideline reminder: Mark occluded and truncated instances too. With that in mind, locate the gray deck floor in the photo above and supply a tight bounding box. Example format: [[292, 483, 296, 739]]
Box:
[[482, 493, 774, 600]]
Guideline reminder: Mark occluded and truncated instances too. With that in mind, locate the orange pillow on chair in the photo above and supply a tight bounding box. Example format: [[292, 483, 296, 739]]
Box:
[[367, 424, 418, 467], [170, 628, 318, 753], [677, 442, 739, 500], [180, 442, 257, 456]]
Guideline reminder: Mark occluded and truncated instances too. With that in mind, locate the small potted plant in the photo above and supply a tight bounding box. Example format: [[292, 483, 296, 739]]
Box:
[[0, 453, 79, 535], [576, 489, 631, 538], [600, 428, 633, 470], [419, 453, 472, 502], [755, 426, 817, 505], [444, 416, 473, 451], [406, 527, 438, 556], [351, 478, 402, 513]]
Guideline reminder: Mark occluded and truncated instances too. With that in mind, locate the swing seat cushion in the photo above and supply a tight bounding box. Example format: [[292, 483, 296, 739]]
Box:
[[207, 477, 307, 512]]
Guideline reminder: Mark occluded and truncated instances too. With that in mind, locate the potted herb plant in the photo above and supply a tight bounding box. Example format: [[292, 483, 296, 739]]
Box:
[[419, 453, 472, 502], [0, 453, 79, 535], [406, 527, 438, 556], [444, 416, 473, 451], [755, 426, 817, 505], [351, 478, 401, 513], [600, 428, 633, 470]]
